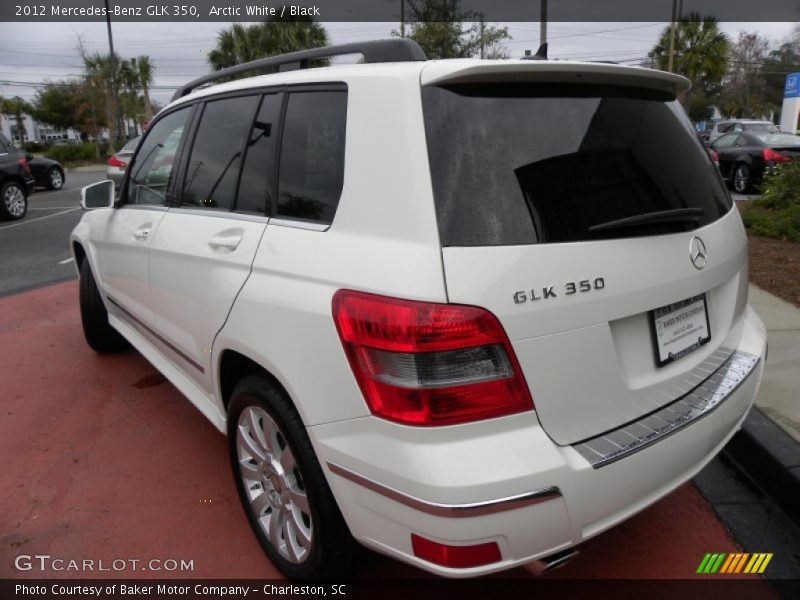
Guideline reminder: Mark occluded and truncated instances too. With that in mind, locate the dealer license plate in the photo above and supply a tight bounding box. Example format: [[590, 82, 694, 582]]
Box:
[[650, 294, 711, 367]]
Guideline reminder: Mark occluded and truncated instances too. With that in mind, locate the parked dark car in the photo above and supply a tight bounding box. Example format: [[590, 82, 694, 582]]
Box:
[[0, 132, 35, 220], [27, 156, 65, 190], [710, 131, 800, 193], [107, 135, 140, 186]]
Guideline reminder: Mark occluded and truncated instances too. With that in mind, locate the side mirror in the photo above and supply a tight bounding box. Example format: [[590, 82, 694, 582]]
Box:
[[81, 180, 115, 210]]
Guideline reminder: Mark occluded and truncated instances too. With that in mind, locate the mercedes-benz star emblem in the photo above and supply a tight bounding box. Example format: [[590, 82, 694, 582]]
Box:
[[689, 236, 707, 270]]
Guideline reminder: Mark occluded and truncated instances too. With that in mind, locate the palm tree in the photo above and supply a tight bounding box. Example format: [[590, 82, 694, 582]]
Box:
[[649, 12, 729, 119], [80, 50, 123, 149], [208, 17, 329, 71], [131, 56, 155, 121]]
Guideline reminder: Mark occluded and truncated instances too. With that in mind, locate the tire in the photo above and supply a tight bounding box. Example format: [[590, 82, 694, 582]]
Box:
[[79, 258, 131, 353], [228, 375, 356, 579], [47, 167, 64, 190], [0, 181, 27, 220], [733, 163, 751, 194]]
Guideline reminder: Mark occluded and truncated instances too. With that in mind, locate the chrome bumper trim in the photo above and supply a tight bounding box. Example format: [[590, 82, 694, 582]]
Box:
[[573, 350, 760, 468], [327, 462, 561, 518]]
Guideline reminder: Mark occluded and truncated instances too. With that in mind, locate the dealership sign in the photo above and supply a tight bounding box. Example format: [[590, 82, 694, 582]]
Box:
[[785, 73, 800, 98]]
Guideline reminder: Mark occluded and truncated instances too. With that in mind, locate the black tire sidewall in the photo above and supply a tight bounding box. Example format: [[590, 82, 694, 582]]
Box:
[[735, 164, 750, 193], [49, 167, 64, 190], [227, 377, 341, 579]]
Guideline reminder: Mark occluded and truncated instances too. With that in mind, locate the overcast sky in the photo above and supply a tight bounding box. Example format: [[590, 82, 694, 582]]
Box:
[[0, 21, 795, 106]]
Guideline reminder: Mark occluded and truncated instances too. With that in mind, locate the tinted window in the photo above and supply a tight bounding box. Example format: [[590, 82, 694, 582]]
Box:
[[236, 93, 282, 215], [423, 84, 732, 246], [126, 107, 190, 206], [181, 95, 259, 210], [277, 91, 347, 224]]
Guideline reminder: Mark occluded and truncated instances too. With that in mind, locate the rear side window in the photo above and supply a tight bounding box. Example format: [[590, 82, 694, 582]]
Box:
[[236, 93, 282, 215], [181, 95, 259, 210], [277, 90, 347, 224], [423, 84, 732, 246]]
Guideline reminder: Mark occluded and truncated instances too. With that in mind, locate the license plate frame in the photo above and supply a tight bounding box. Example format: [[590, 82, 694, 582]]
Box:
[[649, 294, 711, 367]]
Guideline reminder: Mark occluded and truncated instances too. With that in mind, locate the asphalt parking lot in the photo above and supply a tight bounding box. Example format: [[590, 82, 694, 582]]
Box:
[[0, 173, 795, 593]]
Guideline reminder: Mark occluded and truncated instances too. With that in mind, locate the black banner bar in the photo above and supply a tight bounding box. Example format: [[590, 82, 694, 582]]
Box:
[[2, 0, 800, 23]]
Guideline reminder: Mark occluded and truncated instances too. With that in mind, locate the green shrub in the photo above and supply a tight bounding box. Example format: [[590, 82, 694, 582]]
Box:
[[755, 162, 800, 209], [43, 142, 106, 165], [739, 161, 800, 241], [23, 141, 45, 153]]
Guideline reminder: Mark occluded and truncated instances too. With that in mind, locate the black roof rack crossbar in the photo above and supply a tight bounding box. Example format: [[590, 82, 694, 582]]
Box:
[[171, 38, 427, 101]]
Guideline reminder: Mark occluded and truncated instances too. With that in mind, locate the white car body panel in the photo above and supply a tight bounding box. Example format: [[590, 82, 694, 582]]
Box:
[[69, 55, 768, 578]]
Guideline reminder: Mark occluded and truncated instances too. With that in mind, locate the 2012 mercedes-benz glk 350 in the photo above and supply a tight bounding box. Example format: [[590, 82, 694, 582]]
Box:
[[71, 40, 766, 579]]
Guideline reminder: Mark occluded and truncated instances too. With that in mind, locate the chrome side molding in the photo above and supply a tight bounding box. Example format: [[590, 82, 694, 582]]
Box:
[[327, 462, 561, 518]]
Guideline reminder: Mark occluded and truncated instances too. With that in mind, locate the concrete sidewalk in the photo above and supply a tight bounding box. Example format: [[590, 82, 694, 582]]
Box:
[[723, 285, 800, 525], [748, 285, 800, 443]]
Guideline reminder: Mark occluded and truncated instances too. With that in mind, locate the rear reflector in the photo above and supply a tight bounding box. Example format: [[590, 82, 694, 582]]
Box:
[[332, 290, 533, 426], [411, 534, 501, 568]]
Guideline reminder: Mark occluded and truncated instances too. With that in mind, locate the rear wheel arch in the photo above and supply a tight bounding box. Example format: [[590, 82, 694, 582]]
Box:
[[72, 241, 87, 267], [218, 350, 298, 418]]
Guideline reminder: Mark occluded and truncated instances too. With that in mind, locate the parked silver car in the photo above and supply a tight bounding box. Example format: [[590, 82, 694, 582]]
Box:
[[106, 136, 140, 186]]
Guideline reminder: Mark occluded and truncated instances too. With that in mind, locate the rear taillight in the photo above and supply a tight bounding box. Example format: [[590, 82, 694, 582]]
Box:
[[709, 149, 719, 165], [18, 158, 31, 175], [763, 147, 788, 162], [107, 155, 126, 168], [411, 534, 502, 568], [332, 290, 533, 426]]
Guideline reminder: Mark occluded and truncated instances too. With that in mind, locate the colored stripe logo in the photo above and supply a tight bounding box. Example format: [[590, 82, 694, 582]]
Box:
[[696, 552, 773, 574]]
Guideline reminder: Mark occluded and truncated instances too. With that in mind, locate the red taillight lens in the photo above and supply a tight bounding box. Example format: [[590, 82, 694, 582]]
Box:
[[710, 149, 719, 164], [763, 147, 788, 162], [18, 158, 31, 175], [107, 155, 126, 168], [332, 290, 533, 426], [411, 534, 502, 568]]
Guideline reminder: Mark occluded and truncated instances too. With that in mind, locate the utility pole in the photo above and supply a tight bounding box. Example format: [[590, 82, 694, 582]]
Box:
[[480, 20, 485, 59], [540, 0, 547, 47], [667, 0, 683, 73], [104, 0, 122, 150], [400, 0, 405, 38]]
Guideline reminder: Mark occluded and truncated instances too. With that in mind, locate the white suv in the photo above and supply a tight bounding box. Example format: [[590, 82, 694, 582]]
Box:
[[71, 40, 766, 579]]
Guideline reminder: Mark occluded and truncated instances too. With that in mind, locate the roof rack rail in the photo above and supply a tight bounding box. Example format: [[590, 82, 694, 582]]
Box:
[[171, 38, 427, 101]]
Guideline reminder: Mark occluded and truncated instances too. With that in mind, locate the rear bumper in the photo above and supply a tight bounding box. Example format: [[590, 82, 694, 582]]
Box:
[[311, 307, 766, 577]]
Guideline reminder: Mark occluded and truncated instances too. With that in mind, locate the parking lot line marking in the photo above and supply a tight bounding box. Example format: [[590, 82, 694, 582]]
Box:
[[0, 208, 80, 231], [59, 258, 74, 265], [29, 207, 76, 210]]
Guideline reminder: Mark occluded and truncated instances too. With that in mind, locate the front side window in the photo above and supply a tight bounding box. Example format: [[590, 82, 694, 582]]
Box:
[[277, 90, 347, 224], [126, 107, 190, 206], [181, 95, 260, 210]]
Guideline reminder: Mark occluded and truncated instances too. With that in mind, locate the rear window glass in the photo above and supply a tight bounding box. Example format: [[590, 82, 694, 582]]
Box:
[[423, 84, 732, 246], [756, 133, 800, 146], [744, 123, 778, 133]]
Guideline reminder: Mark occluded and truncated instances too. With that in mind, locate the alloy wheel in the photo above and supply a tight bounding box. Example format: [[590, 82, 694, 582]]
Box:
[[236, 406, 313, 564], [50, 169, 63, 189], [734, 165, 749, 193], [4, 184, 26, 217]]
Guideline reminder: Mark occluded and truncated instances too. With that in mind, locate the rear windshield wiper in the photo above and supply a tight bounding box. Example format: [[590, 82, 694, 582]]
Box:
[[588, 208, 704, 234]]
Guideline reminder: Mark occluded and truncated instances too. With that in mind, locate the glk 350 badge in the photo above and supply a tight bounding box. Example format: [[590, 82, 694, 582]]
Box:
[[514, 278, 605, 304]]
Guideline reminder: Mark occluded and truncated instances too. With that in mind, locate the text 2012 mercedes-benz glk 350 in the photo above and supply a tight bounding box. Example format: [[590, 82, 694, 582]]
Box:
[[71, 40, 766, 578]]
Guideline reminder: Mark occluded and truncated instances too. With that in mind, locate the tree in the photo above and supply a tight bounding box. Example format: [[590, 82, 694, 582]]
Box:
[[80, 46, 124, 149], [649, 12, 729, 121], [208, 17, 329, 71], [0, 96, 32, 142], [31, 81, 80, 131], [397, 0, 510, 59], [131, 56, 155, 121], [717, 32, 771, 118], [759, 26, 800, 120]]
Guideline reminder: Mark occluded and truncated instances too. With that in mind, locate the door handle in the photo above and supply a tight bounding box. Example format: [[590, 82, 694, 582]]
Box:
[[133, 227, 151, 240], [208, 234, 243, 251]]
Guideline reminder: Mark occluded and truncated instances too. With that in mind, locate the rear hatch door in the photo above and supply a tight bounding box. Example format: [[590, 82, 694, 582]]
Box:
[[421, 64, 748, 445]]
